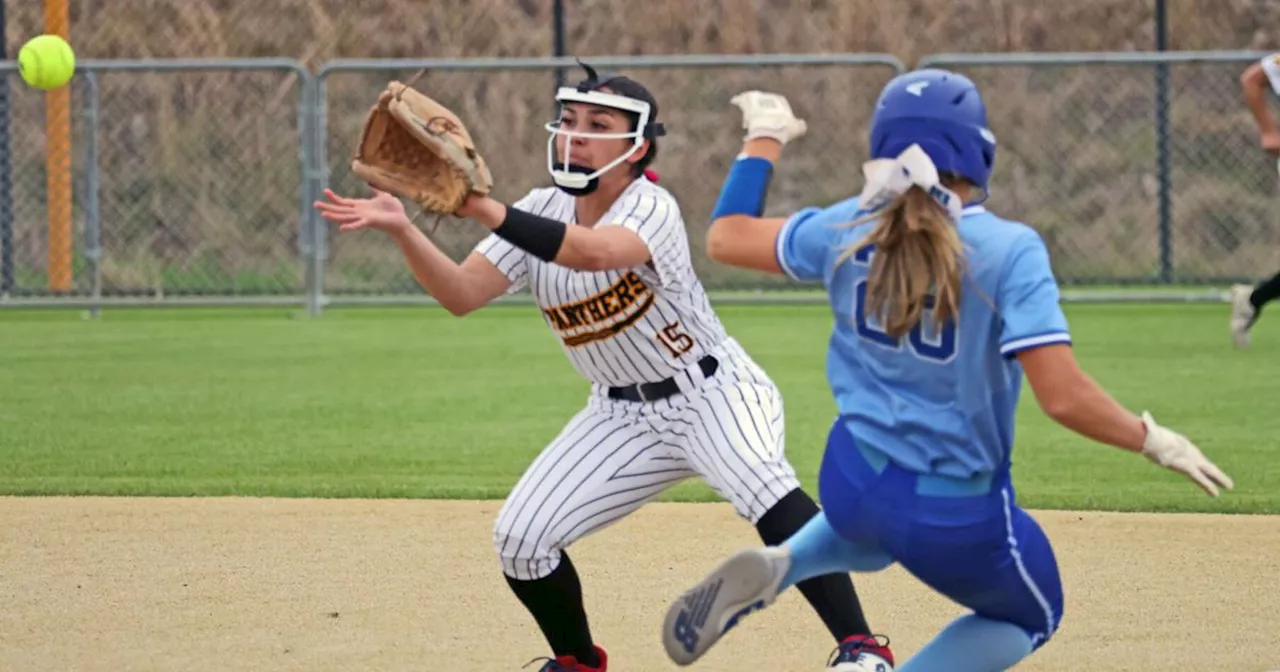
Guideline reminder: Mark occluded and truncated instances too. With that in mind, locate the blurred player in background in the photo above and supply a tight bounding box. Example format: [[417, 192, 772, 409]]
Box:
[[1232, 54, 1280, 347], [316, 62, 892, 671], [659, 69, 1233, 672]]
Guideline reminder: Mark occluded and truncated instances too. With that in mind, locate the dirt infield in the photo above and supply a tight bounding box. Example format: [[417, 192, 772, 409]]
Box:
[[2, 497, 1277, 671]]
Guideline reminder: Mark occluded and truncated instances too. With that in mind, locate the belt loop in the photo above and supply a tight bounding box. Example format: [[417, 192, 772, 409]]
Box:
[[677, 354, 711, 395], [686, 359, 707, 388]]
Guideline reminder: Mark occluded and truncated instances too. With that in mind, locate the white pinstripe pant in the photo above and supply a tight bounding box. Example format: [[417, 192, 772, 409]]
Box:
[[493, 338, 801, 581]]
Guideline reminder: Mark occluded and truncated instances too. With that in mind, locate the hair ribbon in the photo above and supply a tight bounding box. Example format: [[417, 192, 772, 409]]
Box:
[[856, 144, 964, 224]]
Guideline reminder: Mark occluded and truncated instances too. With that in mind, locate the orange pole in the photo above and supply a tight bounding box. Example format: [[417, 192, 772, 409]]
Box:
[[45, 0, 72, 292]]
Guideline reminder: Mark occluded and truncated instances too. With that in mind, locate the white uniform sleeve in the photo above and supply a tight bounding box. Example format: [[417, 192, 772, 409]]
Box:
[[606, 191, 692, 292], [1261, 53, 1280, 96], [472, 190, 551, 295], [474, 235, 529, 294]]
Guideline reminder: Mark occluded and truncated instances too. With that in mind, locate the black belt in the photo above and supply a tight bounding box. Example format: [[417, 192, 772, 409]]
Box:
[[608, 355, 719, 403]]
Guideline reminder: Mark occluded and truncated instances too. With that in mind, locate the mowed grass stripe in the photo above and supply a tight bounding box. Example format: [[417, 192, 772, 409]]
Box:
[[0, 304, 1274, 513]]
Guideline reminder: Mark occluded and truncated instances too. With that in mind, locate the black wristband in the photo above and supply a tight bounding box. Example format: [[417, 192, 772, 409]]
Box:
[[493, 206, 568, 263]]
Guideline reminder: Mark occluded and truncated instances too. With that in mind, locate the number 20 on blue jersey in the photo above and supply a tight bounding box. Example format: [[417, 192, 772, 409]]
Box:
[[851, 244, 958, 363]]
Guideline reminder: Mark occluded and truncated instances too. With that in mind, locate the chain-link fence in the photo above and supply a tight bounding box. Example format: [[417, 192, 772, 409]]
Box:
[[918, 51, 1280, 285], [1, 65, 91, 298], [0, 59, 314, 309], [86, 63, 310, 301], [2, 51, 1279, 314]]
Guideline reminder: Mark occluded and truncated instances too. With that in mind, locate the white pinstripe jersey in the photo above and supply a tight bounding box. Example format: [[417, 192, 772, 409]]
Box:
[[474, 178, 729, 388]]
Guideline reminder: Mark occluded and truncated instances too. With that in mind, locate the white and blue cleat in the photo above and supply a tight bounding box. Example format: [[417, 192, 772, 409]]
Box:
[[661, 547, 790, 666]]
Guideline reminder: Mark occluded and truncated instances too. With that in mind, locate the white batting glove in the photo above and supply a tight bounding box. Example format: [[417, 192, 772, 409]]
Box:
[[1139, 412, 1234, 497], [729, 91, 807, 145]]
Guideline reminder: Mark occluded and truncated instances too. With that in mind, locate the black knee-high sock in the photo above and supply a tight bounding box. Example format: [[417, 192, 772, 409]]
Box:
[[1250, 272, 1280, 311], [504, 552, 600, 666], [755, 488, 872, 641]]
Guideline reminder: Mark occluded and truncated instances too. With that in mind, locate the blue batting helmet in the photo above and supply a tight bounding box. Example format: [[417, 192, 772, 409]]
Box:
[[869, 68, 997, 201]]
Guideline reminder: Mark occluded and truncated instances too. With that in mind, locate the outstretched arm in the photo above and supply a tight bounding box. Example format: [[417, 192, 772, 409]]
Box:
[[704, 92, 810, 274], [314, 188, 511, 316], [1016, 344, 1146, 450], [389, 226, 513, 316], [706, 138, 790, 274], [1017, 344, 1233, 497], [458, 195, 651, 272], [997, 231, 1233, 497]]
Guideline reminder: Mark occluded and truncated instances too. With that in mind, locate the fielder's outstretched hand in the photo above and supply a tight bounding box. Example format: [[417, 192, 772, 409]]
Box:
[[1139, 412, 1235, 497], [314, 187, 412, 234], [729, 91, 807, 145]]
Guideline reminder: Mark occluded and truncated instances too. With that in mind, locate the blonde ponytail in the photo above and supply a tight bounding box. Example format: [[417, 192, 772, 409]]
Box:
[[840, 187, 966, 339]]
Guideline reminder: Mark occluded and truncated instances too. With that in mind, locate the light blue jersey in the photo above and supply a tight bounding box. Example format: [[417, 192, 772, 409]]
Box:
[[775, 196, 1071, 479], [660, 72, 1088, 672]]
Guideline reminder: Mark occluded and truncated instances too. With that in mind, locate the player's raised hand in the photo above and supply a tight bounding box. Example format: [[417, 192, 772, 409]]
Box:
[[1139, 412, 1235, 497], [314, 187, 411, 233], [729, 91, 807, 145]]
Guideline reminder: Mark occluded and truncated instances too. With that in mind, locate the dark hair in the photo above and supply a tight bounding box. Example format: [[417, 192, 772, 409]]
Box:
[[628, 116, 659, 177]]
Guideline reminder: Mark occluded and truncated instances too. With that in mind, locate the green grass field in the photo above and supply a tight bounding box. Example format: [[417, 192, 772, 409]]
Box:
[[1, 302, 1275, 513]]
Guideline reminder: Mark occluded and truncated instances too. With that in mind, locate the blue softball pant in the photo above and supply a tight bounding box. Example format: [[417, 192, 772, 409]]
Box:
[[818, 418, 1064, 650]]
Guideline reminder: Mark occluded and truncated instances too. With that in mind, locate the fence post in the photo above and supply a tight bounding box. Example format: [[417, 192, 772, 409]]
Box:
[[553, 0, 567, 91], [299, 71, 323, 318], [308, 71, 329, 318], [1155, 0, 1173, 282], [82, 71, 102, 318], [0, 0, 13, 298]]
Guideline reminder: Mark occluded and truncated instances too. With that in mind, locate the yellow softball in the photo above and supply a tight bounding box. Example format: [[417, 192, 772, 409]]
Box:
[[18, 35, 76, 91]]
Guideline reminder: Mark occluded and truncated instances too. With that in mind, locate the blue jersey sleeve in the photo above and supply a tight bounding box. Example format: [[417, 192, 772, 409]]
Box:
[[775, 206, 835, 282], [997, 230, 1071, 358]]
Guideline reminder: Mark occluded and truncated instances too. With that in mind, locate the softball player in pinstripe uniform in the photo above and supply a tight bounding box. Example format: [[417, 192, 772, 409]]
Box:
[[659, 70, 1234, 672], [315, 62, 893, 671]]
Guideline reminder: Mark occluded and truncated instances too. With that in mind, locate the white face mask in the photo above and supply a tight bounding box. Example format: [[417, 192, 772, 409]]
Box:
[[545, 87, 654, 192]]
